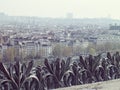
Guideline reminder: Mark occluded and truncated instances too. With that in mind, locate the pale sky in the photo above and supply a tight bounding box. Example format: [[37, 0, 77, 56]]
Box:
[[0, 0, 120, 19]]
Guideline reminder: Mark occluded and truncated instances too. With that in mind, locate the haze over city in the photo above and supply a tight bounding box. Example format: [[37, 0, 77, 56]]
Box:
[[0, 0, 120, 19], [1, 0, 120, 90]]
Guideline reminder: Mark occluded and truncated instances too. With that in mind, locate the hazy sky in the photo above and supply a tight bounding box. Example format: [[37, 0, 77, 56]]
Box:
[[0, 0, 120, 19]]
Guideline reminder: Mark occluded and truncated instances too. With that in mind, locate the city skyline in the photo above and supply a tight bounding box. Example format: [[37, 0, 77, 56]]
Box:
[[0, 0, 120, 19]]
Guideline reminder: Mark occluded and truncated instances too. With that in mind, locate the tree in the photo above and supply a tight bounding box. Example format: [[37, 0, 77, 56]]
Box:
[[52, 44, 63, 57], [52, 44, 73, 57], [87, 43, 96, 55], [0, 53, 2, 61], [72, 46, 85, 55], [96, 42, 114, 53], [89, 48, 96, 55], [62, 46, 73, 57], [3, 46, 15, 61]]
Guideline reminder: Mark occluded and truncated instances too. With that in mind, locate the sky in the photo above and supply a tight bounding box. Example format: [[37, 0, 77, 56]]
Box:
[[0, 0, 120, 19]]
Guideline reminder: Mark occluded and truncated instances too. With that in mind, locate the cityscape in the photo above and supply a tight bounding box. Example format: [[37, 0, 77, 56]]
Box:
[[0, 13, 120, 62], [0, 0, 120, 90]]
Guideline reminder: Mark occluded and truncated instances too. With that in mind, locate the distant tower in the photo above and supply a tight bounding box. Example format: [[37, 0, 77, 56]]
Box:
[[66, 13, 73, 19], [107, 14, 111, 19], [109, 23, 120, 30]]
